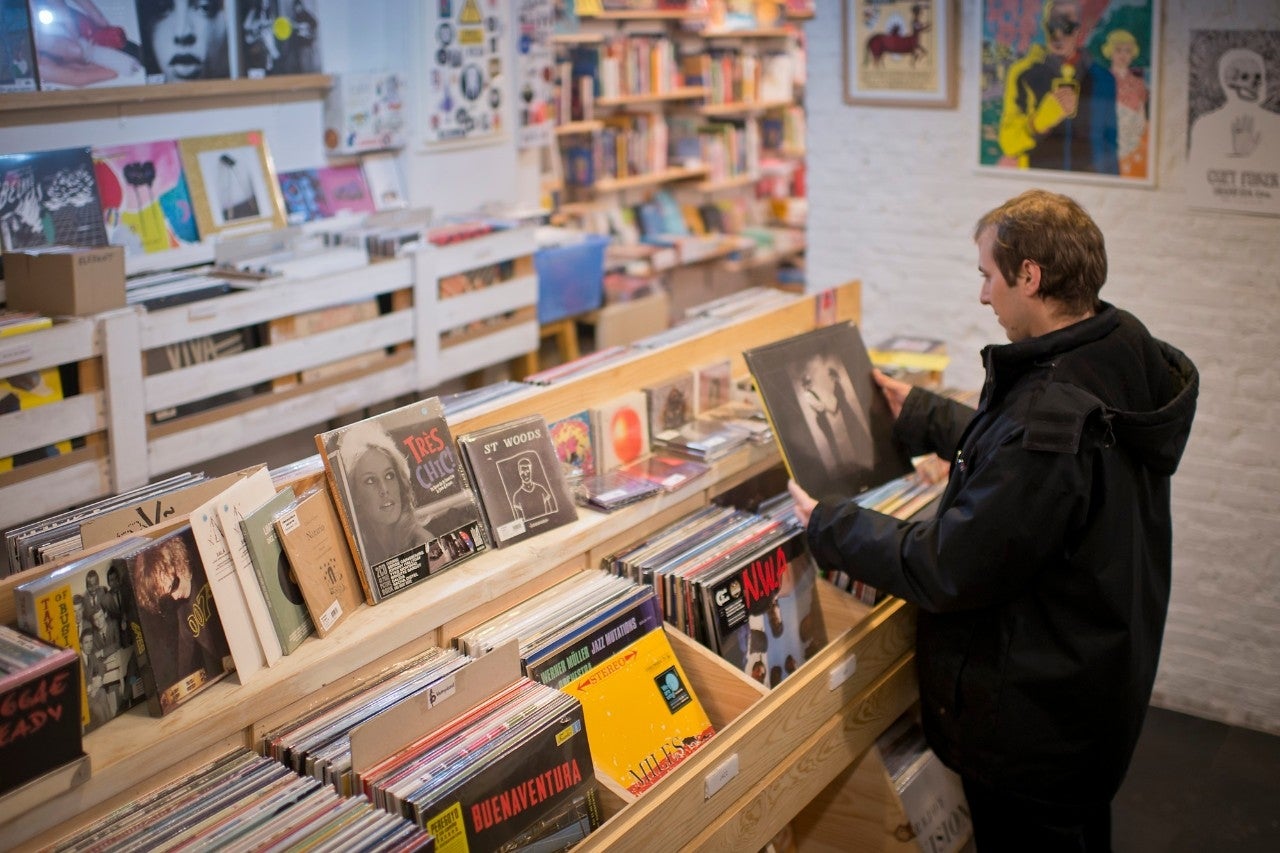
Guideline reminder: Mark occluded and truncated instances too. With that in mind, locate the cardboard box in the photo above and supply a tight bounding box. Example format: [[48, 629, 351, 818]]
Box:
[[589, 289, 671, 349], [4, 246, 125, 317]]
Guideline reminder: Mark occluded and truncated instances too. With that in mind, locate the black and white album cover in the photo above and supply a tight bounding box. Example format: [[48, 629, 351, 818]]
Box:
[[237, 0, 320, 78], [458, 414, 578, 547]]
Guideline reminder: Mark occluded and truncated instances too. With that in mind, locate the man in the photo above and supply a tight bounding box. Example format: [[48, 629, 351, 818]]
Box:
[[999, 0, 1118, 174], [509, 456, 553, 521], [789, 190, 1198, 850]]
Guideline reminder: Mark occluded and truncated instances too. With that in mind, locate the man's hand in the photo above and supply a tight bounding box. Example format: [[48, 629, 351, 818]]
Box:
[[873, 369, 911, 420], [788, 479, 818, 527]]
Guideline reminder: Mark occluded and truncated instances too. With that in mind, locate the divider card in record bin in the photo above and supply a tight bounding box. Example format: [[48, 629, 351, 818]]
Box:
[[535, 234, 608, 324]]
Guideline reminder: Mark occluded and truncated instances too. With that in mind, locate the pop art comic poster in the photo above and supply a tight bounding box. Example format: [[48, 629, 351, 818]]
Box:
[[979, 0, 1158, 185], [1186, 30, 1280, 218], [515, 0, 554, 150], [425, 0, 506, 147]]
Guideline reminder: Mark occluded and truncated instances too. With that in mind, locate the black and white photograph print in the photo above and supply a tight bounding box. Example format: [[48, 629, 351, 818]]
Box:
[[237, 0, 319, 78], [136, 0, 231, 82], [178, 131, 286, 237], [1186, 29, 1280, 217]]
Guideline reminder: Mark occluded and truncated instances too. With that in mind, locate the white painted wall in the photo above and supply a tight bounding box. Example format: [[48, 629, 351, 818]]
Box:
[[807, 0, 1280, 734]]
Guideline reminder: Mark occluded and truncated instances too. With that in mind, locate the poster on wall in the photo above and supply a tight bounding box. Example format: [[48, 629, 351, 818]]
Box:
[[424, 0, 506, 147], [978, 0, 1158, 185], [515, 0, 555, 150], [843, 0, 956, 108], [1186, 30, 1280, 218]]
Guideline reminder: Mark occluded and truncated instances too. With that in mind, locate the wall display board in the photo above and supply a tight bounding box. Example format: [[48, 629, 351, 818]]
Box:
[[1186, 29, 1280, 217], [514, 0, 555, 149], [978, 0, 1158, 185], [424, 0, 506, 147]]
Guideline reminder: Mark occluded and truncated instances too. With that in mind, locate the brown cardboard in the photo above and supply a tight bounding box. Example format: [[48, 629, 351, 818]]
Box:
[[590, 289, 671, 349], [4, 246, 126, 317]]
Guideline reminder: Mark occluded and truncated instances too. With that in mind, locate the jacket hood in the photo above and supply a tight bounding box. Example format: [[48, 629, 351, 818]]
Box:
[[983, 304, 1199, 476]]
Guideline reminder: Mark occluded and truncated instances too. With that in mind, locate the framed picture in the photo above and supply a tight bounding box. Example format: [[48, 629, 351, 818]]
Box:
[[178, 131, 286, 237], [978, 0, 1159, 185], [843, 0, 957, 108], [1186, 29, 1280, 218]]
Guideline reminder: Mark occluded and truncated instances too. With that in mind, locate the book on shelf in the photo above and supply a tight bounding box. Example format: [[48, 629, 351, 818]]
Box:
[[456, 415, 579, 549], [316, 397, 487, 604], [239, 487, 314, 656], [0, 626, 82, 797], [744, 321, 911, 503], [561, 624, 715, 796], [13, 537, 150, 732], [272, 485, 365, 638], [114, 525, 234, 716]]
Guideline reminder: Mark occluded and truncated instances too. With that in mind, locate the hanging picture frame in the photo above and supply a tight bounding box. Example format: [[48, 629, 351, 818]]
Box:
[[843, 0, 957, 108], [978, 0, 1159, 185], [178, 131, 287, 237]]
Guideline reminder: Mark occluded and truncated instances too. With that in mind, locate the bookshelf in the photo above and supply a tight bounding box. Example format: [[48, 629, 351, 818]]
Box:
[[0, 282, 923, 852]]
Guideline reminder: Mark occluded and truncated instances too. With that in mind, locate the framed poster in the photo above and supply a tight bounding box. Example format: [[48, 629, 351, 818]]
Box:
[[178, 131, 286, 237], [514, 0, 555, 150], [1186, 30, 1280, 217], [843, 0, 956, 108], [979, 0, 1158, 185], [424, 0, 506, 147]]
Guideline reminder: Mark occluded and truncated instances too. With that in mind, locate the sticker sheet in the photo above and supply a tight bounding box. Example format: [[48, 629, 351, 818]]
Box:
[[425, 0, 506, 146]]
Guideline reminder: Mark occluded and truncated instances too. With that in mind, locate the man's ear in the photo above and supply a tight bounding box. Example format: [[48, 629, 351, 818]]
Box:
[[1020, 259, 1042, 295]]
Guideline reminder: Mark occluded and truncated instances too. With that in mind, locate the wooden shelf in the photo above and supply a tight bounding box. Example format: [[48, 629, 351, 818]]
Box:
[[0, 74, 332, 123], [580, 10, 707, 21], [596, 86, 708, 107], [700, 98, 794, 117], [696, 172, 758, 192], [594, 165, 710, 193], [701, 27, 794, 39], [556, 119, 605, 135], [551, 32, 606, 45]]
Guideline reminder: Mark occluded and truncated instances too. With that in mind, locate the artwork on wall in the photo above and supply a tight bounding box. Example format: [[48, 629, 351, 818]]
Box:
[[178, 131, 286, 238], [1186, 29, 1280, 218], [136, 0, 231, 82], [843, 0, 956, 108], [978, 0, 1158, 185], [514, 0, 555, 150], [236, 0, 321, 78], [424, 0, 506, 148], [28, 0, 146, 89]]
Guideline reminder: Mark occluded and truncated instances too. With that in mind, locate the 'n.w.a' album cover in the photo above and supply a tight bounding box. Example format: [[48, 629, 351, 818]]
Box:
[[316, 397, 486, 603], [744, 322, 911, 503], [0, 147, 108, 252], [702, 530, 826, 690], [458, 414, 578, 548], [93, 140, 200, 256]]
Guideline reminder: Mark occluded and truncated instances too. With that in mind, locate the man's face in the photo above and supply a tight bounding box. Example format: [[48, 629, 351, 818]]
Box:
[[978, 227, 1034, 343], [151, 1, 226, 81], [1044, 2, 1082, 60], [518, 461, 533, 484]]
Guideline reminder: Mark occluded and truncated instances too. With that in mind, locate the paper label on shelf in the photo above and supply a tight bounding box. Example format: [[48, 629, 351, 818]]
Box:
[[704, 753, 739, 799], [828, 654, 857, 691]]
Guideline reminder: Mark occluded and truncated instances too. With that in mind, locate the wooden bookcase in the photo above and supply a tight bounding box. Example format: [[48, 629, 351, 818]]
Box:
[[0, 281, 921, 852]]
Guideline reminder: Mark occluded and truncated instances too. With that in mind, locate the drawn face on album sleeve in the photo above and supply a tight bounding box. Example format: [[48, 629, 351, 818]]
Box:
[[141, 0, 229, 81]]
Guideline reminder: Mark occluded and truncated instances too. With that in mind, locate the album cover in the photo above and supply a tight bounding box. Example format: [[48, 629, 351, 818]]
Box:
[[239, 486, 314, 655], [273, 485, 364, 637], [590, 390, 650, 473], [701, 530, 826, 690], [137, 0, 231, 82], [457, 414, 578, 548], [743, 321, 912, 503], [694, 358, 733, 415], [1, 0, 37, 92], [114, 525, 234, 716], [316, 397, 486, 603], [573, 469, 662, 513], [0, 147, 108, 252], [619, 454, 711, 494], [643, 371, 694, 442], [547, 409, 594, 481], [28, 0, 145, 90], [237, 0, 320, 78], [93, 139, 201, 256]]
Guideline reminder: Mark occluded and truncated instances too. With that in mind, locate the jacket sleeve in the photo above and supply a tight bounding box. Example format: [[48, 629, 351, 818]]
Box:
[[806, 429, 1093, 613], [894, 387, 975, 461]]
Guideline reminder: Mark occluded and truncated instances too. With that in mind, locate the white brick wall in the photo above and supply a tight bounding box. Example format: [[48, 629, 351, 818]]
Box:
[[807, 0, 1280, 734]]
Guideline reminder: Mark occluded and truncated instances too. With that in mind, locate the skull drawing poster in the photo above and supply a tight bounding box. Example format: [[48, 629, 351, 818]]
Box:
[[425, 0, 506, 147], [1187, 30, 1280, 217]]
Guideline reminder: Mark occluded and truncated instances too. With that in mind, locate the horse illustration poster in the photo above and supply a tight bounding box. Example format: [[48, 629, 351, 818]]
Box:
[[844, 0, 956, 107], [978, 0, 1158, 185]]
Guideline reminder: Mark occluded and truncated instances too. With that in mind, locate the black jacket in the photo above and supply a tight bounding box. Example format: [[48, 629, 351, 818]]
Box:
[[806, 304, 1198, 807]]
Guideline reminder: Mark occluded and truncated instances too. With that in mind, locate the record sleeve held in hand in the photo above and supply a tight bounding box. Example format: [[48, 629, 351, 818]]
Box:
[[744, 322, 912, 503]]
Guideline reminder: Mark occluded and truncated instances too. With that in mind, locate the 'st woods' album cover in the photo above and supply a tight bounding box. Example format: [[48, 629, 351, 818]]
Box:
[[316, 397, 486, 603], [744, 321, 911, 503]]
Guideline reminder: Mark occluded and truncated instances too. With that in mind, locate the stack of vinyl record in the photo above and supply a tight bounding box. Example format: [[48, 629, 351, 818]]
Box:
[[50, 749, 432, 852], [259, 646, 471, 795]]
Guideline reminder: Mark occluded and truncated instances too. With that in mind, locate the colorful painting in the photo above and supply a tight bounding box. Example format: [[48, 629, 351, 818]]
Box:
[[93, 140, 200, 256], [979, 0, 1158, 184], [844, 0, 956, 108]]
